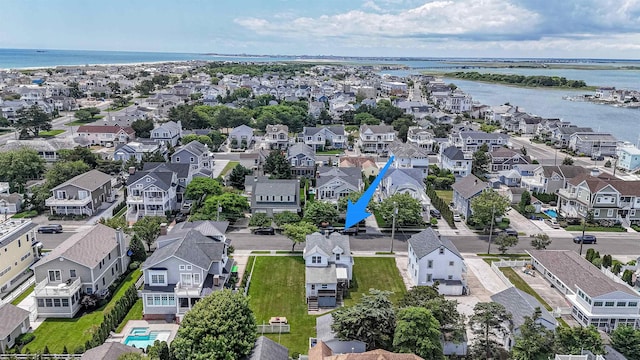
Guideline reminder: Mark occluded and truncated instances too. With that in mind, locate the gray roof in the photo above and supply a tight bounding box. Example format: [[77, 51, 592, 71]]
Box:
[[316, 166, 361, 189], [172, 220, 229, 239], [491, 287, 556, 331], [143, 229, 225, 271], [360, 124, 394, 134], [287, 142, 315, 160], [388, 140, 429, 158], [153, 120, 181, 135], [0, 193, 23, 203], [34, 224, 120, 269], [245, 336, 289, 360], [528, 250, 640, 297], [142, 162, 191, 179], [0, 304, 30, 339], [573, 132, 618, 142], [384, 168, 425, 188], [0, 221, 37, 247], [2, 138, 79, 152], [174, 140, 207, 157], [442, 146, 466, 161], [316, 314, 367, 353], [81, 342, 142, 360], [603, 345, 628, 360], [51, 169, 112, 192], [302, 126, 345, 137], [306, 263, 338, 283], [459, 131, 509, 140], [304, 232, 351, 257], [541, 165, 588, 179], [126, 171, 174, 190], [253, 178, 298, 197], [408, 228, 462, 260], [557, 126, 594, 135], [451, 174, 488, 200]]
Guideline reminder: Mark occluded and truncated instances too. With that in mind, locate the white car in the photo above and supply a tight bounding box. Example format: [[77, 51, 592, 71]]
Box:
[[453, 214, 462, 222]]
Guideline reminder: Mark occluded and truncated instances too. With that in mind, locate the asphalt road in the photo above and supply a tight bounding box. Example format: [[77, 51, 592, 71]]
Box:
[[511, 136, 612, 169]]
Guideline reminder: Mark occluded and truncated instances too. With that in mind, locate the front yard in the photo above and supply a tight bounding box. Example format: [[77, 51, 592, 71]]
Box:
[[564, 224, 627, 232], [434, 190, 453, 205], [248, 256, 406, 356]]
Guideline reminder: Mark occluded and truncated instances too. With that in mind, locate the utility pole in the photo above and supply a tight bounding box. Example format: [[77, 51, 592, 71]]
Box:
[[487, 204, 495, 254], [580, 212, 587, 256], [390, 202, 398, 253]]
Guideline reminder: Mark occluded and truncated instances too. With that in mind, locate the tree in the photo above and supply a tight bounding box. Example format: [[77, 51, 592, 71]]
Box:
[[512, 309, 555, 360], [228, 164, 253, 190], [273, 211, 301, 226], [59, 146, 98, 168], [147, 340, 170, 360], [469, 302, 512, 360], [337, 191, 375, 212], [74, 109, 92, 123], [185, 177, 223, 200], [354, 113, 380, 125], [68, 81, 83, 98], [135, 80, 155, 95], [128, 235, 147, 262], [494, 233, 518, 254], [131, 119, 154, 138], [132, 216, 163, 252], [611, 325, 640, 360], [471, 144, 490, 179], [554, 325, 604, 355], [171, 290, 256, 360], [531, 233, 552, 250], [622, 269, 634, 286], [391, 117, 416, 142], [393, 307, 443, 359], [0, 148, 45, 192], [303, 201, 339, 226], [378, 193, 423, 227], [85, 107, 101, 118], [396, 285, 462, 333], [263, 150, 292, 179], [194, 192, 249, 222], [181, 134, 213, 148], [99, 215, 128, 232], [331, 289, 396, 350], [15, 105, 52, 138], [601, 254, 612, 269], [470, 189, 510, 231], [282, 221, 317, 251], [207, 130, 226, 150], [249, 213, 272, 227], [519, 190, 531, 214], [562, 156, 575, 165], [117, 353, 144, 360], [45, 160, 91, 188]]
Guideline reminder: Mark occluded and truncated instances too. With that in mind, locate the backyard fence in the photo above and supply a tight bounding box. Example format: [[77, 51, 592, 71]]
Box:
[[490, 262, 514, 289], [0, 276, 35, 306], [257, 324, 291, 334], [244, 257, 257, 296], [492, 259, 530, 268]]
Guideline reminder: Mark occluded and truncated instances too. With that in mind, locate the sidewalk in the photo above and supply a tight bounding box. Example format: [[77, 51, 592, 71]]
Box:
[[434, 218, 475, 237]]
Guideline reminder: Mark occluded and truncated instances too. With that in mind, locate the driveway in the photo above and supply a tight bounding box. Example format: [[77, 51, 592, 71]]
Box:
[[505, 209, 542, 236]]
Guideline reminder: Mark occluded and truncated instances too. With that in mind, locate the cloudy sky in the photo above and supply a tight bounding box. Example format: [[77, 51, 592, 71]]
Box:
[[1, 0, 640, 58]]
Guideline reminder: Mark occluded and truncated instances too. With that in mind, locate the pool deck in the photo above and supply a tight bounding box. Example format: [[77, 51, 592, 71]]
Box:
[[108, 320, 179, 345]]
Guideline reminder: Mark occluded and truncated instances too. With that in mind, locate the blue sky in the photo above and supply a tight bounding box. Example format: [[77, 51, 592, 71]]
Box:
[[1, 0, 640, 58]]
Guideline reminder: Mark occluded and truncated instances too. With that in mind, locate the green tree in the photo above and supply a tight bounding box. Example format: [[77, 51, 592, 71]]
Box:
[[135, 80, 155, 95], [15, 105, 52, 138], [228, 164, 253, 190], [519, 190, 532, 214], [562, 156, 575, 165], [494, 233, 518, 254], [171, 290, 256, 360], [337, 191, 375, 212], [611, 325, 640, 360], [152, 74, 171, 88], [68, 81, 83, 98], [393, 307, 443, 359], [248, 213, 272, 227], [512, 309, 555, 360], [602, 254, 613, 269], [331, 289, 396, 350], [273, 211, 301, 226], [303, 201, 339, 226], [117, 353, 144, 360], [98, 216, 128, 233], [554, 325, 604, 355], [26, 184, 50, 212], [397, 285, 462, 334], [0, 148, 45, 192], [45, 160, 91, 188], [263, 150, 292, 179], [391, 117, 416, 142], [378, 193, 423, 227], [85, 107, 101, 118], [622, 269, 634, 286], [282, 221, 317, 251], [531, 233, 552, 250], [58, 146, 98, 168], [469, 302, 512, 360], [207, 130, 226, 150], [131, 118, 154, 138], [470, 189, 510, 231], [147, 340, 170, 360], [194, 192, 249, 222], [128, 235, 147, 262], [74, 109, 92, 123], [471, 143, 490, 179], [354, 113, 380, 125], [185, 177, 223, 200], [181, 134, 213, 148], [132, 216, 163, 252]]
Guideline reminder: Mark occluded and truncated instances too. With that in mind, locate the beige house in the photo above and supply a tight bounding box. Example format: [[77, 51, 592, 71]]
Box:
[[0, 219, 39, 294]]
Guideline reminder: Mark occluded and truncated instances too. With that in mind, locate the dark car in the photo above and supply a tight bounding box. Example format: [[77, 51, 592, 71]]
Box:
[[253, 227, 275, 235], [501, 228, 518, 238], [591, 155, 605, 161], [38, 224, 63, 234], [429, 209, 442, 219], [573, 235, 597, 244], [340, 227, 359, 236], [174, 212, 188, 223]]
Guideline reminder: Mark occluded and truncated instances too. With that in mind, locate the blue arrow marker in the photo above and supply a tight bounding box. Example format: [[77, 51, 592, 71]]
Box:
[[344, 156, 395, 229]]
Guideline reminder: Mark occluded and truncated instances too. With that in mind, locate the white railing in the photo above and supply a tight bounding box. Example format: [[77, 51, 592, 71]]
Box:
[[257, 324, 290, 334], [492, 260, 529, 268], [34, 278, 81, 296], [0, 276, 35, 306], [45, 196, 91, 206]]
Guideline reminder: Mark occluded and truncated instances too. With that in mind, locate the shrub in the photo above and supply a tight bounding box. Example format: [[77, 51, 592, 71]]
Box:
[[129, 261, 141, 270], [248, 213, 272, 227], [16, 333, 35, 346]]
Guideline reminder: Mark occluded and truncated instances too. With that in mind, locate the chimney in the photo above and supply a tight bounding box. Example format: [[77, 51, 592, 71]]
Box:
[[590, 167, 600, 177], [474, 179, 477, 185], [128, 166, 136, 175], [160, 222, 168, 236]]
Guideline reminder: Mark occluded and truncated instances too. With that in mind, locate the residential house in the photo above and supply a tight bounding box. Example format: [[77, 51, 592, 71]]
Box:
[[245, 336, 289, 360], [388, 141, 430, 176], [407, 228, 467, 295], [46, 96, 77, 112], [380, 81, 408, 95], [339, 156, 379, 178], [440, 146, 472, 177], [551, 126, 594, 148], [382, 168, 431, 210], [0, 193, 22, 214], [142, 162, 192, 204], [140, 221, 231, 321], [313, 314, 367, 355], [113, 140, 164, 163], [616, 142, 640, 172], [519, 165, 588, 195], [528, 250, 640, 330], [359, 124, 395, 153], [518, 115, 542, 135], [264, 124, 290, 150], [32, 224, 129, 318], [81, 342, 142, 360], [0, 219, 39, 294], [300, 126, 347, 151], [151, 121, 182, 146], [126, 169, 178, 222], [490, 148, 530, 172], [304, 232, 353, 310], [568, 133, 618, 157], [2, 138, 80, 162], [491, 287, 557, 349], [170, 141, 213, 178], [451, 175, 489, 219], [443, 92, 472, 113], [0, 304, 30, 353], [497, 169, 522, 188], [228, 124, 254, 149], [315, 167, 363, 203], [309, 341, 424, 360], [287, 143, 316, 178], [75, 125, 136, 147], [450, 131, 511, 153], [407, 126, 437, 153], [45, 170, 113, 216], [247, 177, 301, 216]]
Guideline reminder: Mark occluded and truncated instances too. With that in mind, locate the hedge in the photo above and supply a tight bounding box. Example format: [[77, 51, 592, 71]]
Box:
[[426, 184, 457, 229]]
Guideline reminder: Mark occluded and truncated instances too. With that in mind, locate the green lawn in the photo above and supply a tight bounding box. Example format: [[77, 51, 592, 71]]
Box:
[[435, 190, 453, 204], [11, 284, 34, 306], [107, 102, 134, 112], [221, 161, 239, 176], [500, 267, 552, 311], [65, 118, 99, 126], [115, 299, 143, 333], [38, 129, 65, 137], [26, 269, 141, 353], [564, 225, 627, 232], [373, 210, 388, 228], [345, 257, 407, 306], [316, 149, 344, 155]]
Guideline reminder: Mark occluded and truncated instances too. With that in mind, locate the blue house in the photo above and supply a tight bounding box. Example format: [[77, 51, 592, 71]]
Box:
[[616, 143, 640, 172]]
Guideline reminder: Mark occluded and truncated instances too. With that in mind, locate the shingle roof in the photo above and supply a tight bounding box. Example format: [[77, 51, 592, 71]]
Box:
[[304, 232, 351, 256], [316, 166, 361, 189], [442, 146, 466, 161], [253, 178, 299, 197], [306, 263, 338, 283], [287, 142, 315, 160], [143, 229, 225, 271], [527, 250, 640, 297], [34, 224, 119, 269], [142, 162, 191, 179], [459, 131, 509, 140], [245, 336, 289, 360], [175, 140, 207, 157], [173, 220, 229, 239], [360, 124, 395, 134], [0, 304, 30, 339], [491, 287, 556, 331], [451, 174, 488, 200], [51, 169, 112, 192], [126, 171, 174, 190], [388, 141, 429, 158], [81, 342, 142, 360], [77, 125, 135, 135], [408, 228, 462, 260]]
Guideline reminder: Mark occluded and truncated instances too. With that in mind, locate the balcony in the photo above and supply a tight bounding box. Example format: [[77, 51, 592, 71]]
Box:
[[175, 282, 202, 296], [126, 196, 144, 204], [35, 278, 81, 297], [557, 189, 577, 200], [45, 196, 91, 207]]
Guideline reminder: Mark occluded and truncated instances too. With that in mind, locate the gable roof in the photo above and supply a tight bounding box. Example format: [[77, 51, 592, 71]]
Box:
[[360, 124, 394, 134], [77, 125, 135, 135], [253, 178, 298, 197], [244, 336, 289, 360], [174, 140, 208, 157], [316, 166, 361, 189], [451, 174, 488, 200], [172, 220, 229, 239], [287, 142, 315, 160], [231, 124, 254, 135], [541, 165, 588, 179], [408, 228, 462, 260], [304, 232, 351, 257], [142, 162, 191, 179], [442, 146, 466, 161], [81, 342, 142, 360], [50, 169, 112, 192], [143, 229, 225, 270], [388, 140, 429, 158], [0, 304, 30, 339], [491, 287, 556, 331], [126, 170, 175, 190], [153, 120, 181, 135]]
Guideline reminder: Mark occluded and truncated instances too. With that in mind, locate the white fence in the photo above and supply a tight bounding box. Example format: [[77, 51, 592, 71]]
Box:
[[490, 262, 514, 288], [492, 260, 529, 268], [257, 324, 291, 334], [0, 276, 35, 306]]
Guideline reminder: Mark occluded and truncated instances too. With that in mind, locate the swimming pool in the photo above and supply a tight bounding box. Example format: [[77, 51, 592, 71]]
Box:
[[544, 209, 558, 218], [129, 327, 148, 336], [124, 330, 171, 349]]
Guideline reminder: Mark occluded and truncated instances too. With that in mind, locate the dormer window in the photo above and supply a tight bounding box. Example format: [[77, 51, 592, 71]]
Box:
[[311, 256, 321, 264]]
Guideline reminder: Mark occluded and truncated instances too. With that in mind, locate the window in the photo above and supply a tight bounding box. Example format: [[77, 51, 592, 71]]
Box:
[[45, 299, 52, 307], [78, 190, 88, 200], [311, 284, 315, 290], [70, 269, 76, 278], [108, 253, 111, 260], [335, 253, 341, 261], [190, 157, 194, 162], [449, 261, 454, 266], [608, 209, 614, 217], [37, 299, 44, 307], [312, 256, 321, 264], [448, 275, 453, 280], [629, 302, 638, 307], [439, 247, 444, 254], [62, 299, 69, 307], [151, 274, 166, 285], [594, 301, 603, 306], [426, 274, 432, 282], [605, 301, 615, 307], [594, 209, 600, 217], [102, 278, 105, 286], [181, 273, 192, 286], [427, 260, 433, 268], [48, 270, 61, 282], [193, 273, 201, 285], [179, 265, 185, 271], [186, 265, 192, 271], [53, 299, 61, 307], [175, 157, 180, 162], [147, 296, 154, 306], [111, 268, 114, 276], [617, 302, 627, 307]]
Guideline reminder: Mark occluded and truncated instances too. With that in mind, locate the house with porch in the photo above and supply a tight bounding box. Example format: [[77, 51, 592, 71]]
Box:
[[287, 142, 316, 178], [304, 232, 353, 311], [0, 219, 39, 294], [407, 126, 437, 153], [300, 126, 347, 151], [75, 125, 136, 147], [151, 121, 182, 147], [407, 228, 467, 295], [616, 142, 640, 173], [359, 125, 395, 153], [247, 177, 301, 216], [32, 224, 129, 318], [568, 133, 618, 157], [388, 141, 430, 176], [450, 131, 511, 153], [440, 146, 472, 178], [490, 148, 530, 172], [113, 140, 164, 163], [451, 175, 489, 220], [45, 170, 113, 217], [519, 165, 588, 195], [228, 124, 254, 149], [140, 221, 232, 321], [315, 167, 363, 203], [264, 124, 290, 150], [0, 304, 30, 353], [170, 140, 214, 178], [126, 169, 178, 222], [381, 168, 431, 210]]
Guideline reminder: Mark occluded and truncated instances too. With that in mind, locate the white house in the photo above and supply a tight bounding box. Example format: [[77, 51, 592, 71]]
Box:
[[388, 141, 430, 176], [407, 228, 467, 295], [151, 121, 182, 146], [440, 146, 472, 178], [359, 125, 395, 153]]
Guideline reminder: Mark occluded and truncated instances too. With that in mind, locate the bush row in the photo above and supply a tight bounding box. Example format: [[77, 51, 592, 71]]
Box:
[[426, 185, 456, 229]]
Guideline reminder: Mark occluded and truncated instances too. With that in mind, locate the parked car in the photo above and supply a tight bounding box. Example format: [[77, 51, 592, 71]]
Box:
[[453, 214, 462, 222], [429, 209, 441, 219], [174, 212, 188, 223], [37, 224, 63, 234], [545, 218, 560, 229], [501, 228, 518, 238], [253, 227, 275, 235], [573, 234, 597, 244], [591, 155, 605, 161], [340, 227, 359, 236]]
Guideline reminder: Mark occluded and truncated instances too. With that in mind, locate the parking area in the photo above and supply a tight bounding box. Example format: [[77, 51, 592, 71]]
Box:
[[513, 267, 571, 310]]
